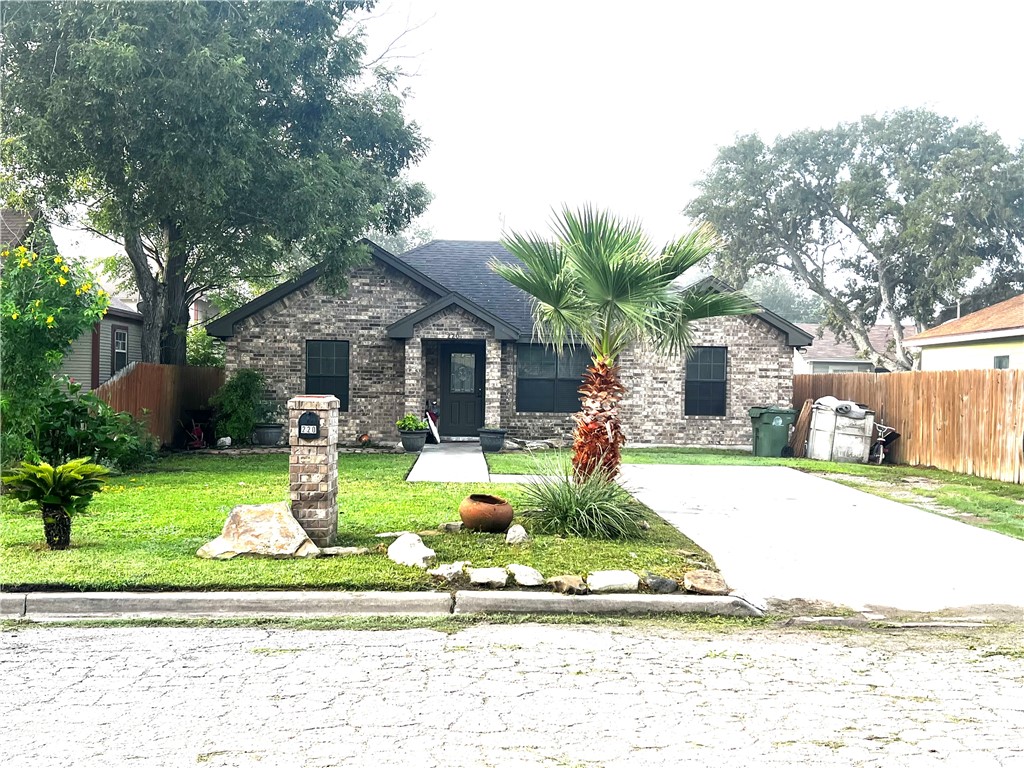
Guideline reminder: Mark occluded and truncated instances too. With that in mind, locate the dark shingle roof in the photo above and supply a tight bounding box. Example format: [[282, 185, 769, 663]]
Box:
[[796, 323, 917, 361], [396, 240, 534, 334]]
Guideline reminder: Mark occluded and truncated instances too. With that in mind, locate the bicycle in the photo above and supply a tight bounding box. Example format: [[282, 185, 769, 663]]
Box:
[[869, 421, 900, 465]]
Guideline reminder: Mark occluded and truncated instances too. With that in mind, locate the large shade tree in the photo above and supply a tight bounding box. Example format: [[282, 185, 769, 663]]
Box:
[[1, 0, 430, 363], [687, 109, 1024, 370], [494, 207, 755, 479]]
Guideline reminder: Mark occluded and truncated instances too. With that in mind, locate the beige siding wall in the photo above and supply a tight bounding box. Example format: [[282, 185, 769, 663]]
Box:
[[918, 338, 1024, 371], [59, 331, 94, 387]]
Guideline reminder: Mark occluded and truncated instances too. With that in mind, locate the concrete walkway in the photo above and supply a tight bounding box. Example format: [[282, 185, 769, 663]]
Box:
[[406, 441, 489, 483], [621, 464, 1024, 616]]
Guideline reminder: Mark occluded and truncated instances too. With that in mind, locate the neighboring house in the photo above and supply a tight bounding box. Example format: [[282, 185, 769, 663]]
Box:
[[907, 294, 1024, 371], [207, 240, 812, 447], [793, 324, 918, 374], [59, 292, 144, 391]]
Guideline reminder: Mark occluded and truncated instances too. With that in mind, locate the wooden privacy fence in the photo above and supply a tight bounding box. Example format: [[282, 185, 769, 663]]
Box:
[[92, 363, 225, 447], [793, 370, 1024, 483]]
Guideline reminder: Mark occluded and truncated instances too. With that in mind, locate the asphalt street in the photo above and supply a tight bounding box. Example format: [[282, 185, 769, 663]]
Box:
[[3, 622, 1023, 767]]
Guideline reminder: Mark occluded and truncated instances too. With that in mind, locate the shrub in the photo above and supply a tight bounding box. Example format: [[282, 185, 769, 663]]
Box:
[[24, 377, 159, 471], [0, 234, 109, 445], [211, 368, 266, 443], [520, 461, 648, 539]]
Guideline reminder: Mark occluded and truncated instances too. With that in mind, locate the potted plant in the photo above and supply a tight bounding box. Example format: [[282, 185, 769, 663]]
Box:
[[1, 457, 109, 550], [253, 400, 287, 446], [396, 413, 429, 453], [478, 425, 507, 453]]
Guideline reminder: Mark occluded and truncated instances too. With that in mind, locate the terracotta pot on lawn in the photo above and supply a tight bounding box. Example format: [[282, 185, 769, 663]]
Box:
[[459, 493, 514, 533]]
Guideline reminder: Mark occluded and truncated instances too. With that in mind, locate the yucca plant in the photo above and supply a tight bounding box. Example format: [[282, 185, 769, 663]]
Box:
[[1, 457, 109, 550], [494, 205, 756, 479]]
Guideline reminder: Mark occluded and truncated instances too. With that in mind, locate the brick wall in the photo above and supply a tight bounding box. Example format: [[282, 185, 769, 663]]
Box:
[[226, 260, 439, 444], [503, 315, 793, 447]]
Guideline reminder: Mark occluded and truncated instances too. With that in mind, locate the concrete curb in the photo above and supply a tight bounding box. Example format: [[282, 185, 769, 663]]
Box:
[[453, 591, 765, 618], [3, 591, 453, 619], [1, 590, 765, 620]]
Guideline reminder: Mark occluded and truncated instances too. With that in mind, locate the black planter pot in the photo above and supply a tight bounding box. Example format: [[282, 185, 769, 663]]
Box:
[[253, 424, 285, 446], [399, 429, 428, 453], [478, 428, 507, 453]]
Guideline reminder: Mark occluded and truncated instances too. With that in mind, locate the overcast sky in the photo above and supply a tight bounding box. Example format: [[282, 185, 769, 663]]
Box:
[[54, 0, 1024, 258], [361, 0, 1024, 245]]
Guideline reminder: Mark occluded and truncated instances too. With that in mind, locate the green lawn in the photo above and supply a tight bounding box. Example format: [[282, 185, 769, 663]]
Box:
[[488, 448, 1024, 541], [0, 453, 710, 591]]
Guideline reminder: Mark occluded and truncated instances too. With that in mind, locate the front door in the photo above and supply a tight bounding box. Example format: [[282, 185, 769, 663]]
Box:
[[439, 342, 484, 436]]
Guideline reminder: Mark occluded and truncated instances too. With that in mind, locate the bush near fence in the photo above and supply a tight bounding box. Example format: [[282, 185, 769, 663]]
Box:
[[794, 370, 1024, 484], [92, 363, 225, 448]]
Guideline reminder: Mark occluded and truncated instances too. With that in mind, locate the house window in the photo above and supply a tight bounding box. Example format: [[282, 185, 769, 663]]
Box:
[[305, 340, 349, 411], [994, 355, 1010, 370], [516, 344, 589, 413], [685, 346, 727, 416], [112, 326, 129, 374]]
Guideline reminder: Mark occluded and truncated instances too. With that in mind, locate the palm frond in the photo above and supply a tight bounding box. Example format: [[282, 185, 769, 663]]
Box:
[[657, 222, 723, 281], [650, 287, 759, 355]]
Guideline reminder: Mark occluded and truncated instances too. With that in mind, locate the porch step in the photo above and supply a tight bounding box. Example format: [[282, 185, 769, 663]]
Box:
[[406, 441, 489, 483]]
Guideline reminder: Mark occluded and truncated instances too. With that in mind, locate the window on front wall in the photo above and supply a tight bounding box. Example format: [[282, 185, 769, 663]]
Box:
[[685, 346, 727, 416], [305, 340, 349, 411], [994, 355, 1010, 369], [112, 326, 129, 374], [516, 344, 589, 413]]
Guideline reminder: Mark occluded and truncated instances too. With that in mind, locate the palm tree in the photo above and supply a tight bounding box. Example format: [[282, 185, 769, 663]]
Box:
[[493, 206, 756, 479]]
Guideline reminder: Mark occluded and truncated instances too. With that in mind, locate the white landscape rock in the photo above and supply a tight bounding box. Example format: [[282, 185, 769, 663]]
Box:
[[427, 561, 470, 583], [387, 533, 436, 569], [505, 524, 530, 545], [508, 563, 545, 587], [196, 502, 319, 560], [468, 567, 509, 588], [587, 570, 640, 593]]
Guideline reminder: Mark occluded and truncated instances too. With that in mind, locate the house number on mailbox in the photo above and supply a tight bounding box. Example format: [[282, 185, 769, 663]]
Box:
[[298, 411, 321, 439]]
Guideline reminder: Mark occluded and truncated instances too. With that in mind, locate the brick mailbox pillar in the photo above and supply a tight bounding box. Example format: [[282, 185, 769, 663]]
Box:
[[288, 395, 339, 547]]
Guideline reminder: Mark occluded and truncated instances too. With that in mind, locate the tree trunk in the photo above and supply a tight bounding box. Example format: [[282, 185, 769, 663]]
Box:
[[160, 219, 189, 365], [572, 359, 627, 480], [124, 229, 164, 363], [41, 505, 71, 550]]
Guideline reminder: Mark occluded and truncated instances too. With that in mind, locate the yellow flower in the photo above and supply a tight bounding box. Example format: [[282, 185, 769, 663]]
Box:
[[18, 258, 29, 268], [53, 256, 63, 264], [75, 289, 82, 296], [45, 315, 55, 325], [15, 245, 26, 254], [34, 299, 42, 307], [97, 289, 107, 297], [57, 276, 68, 286], [10, 312, 18, 320], [61, 265, 70, 273], [82, 282, 92, 291], [1, 250, 8, 257]]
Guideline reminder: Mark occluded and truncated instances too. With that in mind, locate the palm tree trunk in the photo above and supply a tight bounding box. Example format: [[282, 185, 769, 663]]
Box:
[[572, 360, 627, 479], [42, 504, 71, 550]]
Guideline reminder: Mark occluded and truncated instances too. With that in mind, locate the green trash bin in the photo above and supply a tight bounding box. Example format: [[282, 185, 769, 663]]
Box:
[[748, 406, 798, 457]]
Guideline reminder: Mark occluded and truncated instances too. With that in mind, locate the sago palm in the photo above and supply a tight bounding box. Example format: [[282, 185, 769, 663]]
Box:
[[494, 206, 756, 479]]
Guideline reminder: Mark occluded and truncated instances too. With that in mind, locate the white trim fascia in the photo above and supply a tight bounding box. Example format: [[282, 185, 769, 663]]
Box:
[[907, 327, 1024, 347]]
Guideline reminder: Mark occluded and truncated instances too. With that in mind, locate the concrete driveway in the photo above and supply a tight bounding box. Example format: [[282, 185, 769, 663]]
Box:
[[621, 464, 1024, 616]]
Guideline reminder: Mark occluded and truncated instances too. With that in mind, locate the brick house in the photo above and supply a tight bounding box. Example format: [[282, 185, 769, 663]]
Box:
[[208, 240, 812, 447]]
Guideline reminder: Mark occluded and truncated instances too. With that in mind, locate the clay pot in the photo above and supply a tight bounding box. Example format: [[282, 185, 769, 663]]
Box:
[[459, 493, 514, 533]]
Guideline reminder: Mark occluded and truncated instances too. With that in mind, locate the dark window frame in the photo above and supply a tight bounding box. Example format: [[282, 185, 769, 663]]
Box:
[[993, 355, 1010, 370], [111, 325, 129, 375], [305, 339, 350, 412], [684, 346, 728, 417], [515, 344, 589, 413]]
